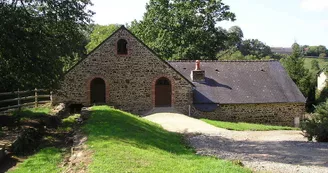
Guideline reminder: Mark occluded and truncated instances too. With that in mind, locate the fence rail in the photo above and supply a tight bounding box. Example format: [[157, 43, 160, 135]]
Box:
[[0, 88, 52, 113]]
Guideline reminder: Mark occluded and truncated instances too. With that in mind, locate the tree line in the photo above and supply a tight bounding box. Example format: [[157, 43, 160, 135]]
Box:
[[302, 45, 327, 58]]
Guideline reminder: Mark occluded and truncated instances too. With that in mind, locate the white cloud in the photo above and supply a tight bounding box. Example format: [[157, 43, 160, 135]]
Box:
[[301, 0, 328, 11]]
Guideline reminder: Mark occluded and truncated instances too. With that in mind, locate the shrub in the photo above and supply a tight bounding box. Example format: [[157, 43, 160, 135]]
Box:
[[12, 128, 42, 155], [319, 53, 327, 58], [301, 99, 328, 142]]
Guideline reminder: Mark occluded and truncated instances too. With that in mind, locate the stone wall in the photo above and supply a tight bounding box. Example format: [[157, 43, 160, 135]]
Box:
[[192, 103, 305, 126], [53, 27, 193, 115]]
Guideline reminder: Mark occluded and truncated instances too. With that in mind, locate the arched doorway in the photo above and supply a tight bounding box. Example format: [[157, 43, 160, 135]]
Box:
[[155, 77, 172, 107], [90, 78, 106, 104]]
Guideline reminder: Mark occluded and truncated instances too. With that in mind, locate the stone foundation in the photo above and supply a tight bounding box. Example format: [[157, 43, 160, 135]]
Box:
[[192, 103, 305, 127]]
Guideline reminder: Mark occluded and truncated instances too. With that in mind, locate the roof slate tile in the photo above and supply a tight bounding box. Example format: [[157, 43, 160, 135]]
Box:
[[168, 60, 306, 104]]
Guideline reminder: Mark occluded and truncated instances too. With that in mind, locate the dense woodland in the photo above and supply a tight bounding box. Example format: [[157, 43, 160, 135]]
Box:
[[1, 0, 328, 110]]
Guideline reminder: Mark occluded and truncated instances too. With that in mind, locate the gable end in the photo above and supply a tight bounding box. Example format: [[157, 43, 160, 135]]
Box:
[[63, 26, 194, 87]]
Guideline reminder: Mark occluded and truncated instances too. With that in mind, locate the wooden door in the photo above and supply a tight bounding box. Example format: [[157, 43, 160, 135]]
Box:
[[155, 77, 171, 107], [90, 78, 106, 104]]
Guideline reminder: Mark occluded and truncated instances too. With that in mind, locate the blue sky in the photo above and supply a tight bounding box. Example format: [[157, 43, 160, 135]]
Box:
[[90, 0, 328, 47]]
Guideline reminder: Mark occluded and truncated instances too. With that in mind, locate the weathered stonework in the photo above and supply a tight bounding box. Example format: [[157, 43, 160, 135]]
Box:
[[53, 26, 306, 126], [192, 103, 305, 126], [53, 28, 193, 115]]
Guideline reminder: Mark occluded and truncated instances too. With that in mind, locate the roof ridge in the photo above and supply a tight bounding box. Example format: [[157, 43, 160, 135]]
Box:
[[167, 59, 278, 62]]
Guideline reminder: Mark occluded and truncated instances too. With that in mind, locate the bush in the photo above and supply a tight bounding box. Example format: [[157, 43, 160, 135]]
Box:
[[319, 53, 327, 58], [12, 128, 42, 155], [301, 100, 328, 142]]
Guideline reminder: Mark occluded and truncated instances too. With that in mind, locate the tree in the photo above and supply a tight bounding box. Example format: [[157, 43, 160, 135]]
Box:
[[317, 45, 327, 55], [239, 39, 273, 59], [227, 26, 243, 48], [130, 0, 236, 60], [86, 24, 120, 53], [301, 99, 328, 142], [0, 0, 94, 91], [304, 45, 327, 57], [218, 50, 244, 60], [280, 43, 315, 111], [319, 53, 327, 58], [311, 59, 320, 72]]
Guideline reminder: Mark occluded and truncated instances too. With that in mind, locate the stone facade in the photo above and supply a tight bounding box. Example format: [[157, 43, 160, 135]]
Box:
[[53, 28, 193, 115], [192, 103, 305, 126], [53, 26, 305, 127]]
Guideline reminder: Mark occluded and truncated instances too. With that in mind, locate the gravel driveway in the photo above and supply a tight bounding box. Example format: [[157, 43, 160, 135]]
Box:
[[144, 109, 328, 173]]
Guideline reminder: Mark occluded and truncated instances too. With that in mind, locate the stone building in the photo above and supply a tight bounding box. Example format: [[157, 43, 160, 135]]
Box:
[[54, 26, 306, 126]]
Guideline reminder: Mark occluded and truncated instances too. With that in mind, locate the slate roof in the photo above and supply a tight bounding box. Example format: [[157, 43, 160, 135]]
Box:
[[271, 47, 293, 55], [168, 60, 306, 104]]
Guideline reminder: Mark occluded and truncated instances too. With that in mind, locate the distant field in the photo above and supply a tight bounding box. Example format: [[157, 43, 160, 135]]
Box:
[[304, 57, 328, 70]]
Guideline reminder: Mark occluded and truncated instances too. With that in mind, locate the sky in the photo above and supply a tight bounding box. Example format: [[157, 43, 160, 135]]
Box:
[[90, 0, 328, 48]]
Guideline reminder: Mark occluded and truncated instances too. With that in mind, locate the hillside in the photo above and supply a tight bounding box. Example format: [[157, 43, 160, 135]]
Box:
[[9, 106, 250, 173], [82, 106, 250, 173]]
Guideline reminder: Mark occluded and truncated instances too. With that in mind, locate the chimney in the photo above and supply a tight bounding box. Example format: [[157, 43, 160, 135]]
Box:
[[190, 60, 205, 82]]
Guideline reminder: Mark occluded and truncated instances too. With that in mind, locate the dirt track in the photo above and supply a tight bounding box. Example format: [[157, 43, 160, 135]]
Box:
[[144, 110, 328, 173]]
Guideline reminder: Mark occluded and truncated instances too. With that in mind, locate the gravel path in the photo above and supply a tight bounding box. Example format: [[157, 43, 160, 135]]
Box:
[[144, 109, 328, 173]]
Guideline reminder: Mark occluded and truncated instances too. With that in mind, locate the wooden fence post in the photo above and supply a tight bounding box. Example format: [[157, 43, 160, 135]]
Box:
[[50, 91, 53, 105], [17, 88, 21, 111], [35, 88, 38, 108]]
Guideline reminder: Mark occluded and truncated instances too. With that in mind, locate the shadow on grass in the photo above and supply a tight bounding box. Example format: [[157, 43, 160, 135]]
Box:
[[12, 107, 51, 119], [82, 107, 191, 154], [1, 109, 50, 128]]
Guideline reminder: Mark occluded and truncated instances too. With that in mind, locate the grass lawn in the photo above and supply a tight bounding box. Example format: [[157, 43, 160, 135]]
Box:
[[304, 57, 328, 70], [201, 119, 298, 131], [83, 106, 250, 173], [8, 147, 63, 173], [12, 106, 52, 119]]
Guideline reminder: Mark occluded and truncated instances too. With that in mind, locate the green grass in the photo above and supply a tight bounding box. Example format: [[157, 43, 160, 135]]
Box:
[[62, 114, 80, 126], [201, 119, 299, 131], [83, 106, 250, 173], [62, 114, 80, 124], [12, 106, 52, 119], [8, 147, 63, 173], [59, 114, 81, 132], [304, 57, 328, 70]]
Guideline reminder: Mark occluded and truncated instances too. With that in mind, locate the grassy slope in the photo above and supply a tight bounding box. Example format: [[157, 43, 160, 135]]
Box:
[[84, 106, 250, 173], [201, 119, 298, 131], [8, 106, 63, 173], [8, 147, 62, 173], [304, 57, 328, 70], [12, 106, 51, 118]]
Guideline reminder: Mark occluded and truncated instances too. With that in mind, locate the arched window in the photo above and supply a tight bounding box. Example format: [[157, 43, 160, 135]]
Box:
[[117, 39, 128, 55]]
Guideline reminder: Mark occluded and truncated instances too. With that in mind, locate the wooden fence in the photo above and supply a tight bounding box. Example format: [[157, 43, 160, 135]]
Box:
[[0, 88, 52, 113]]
